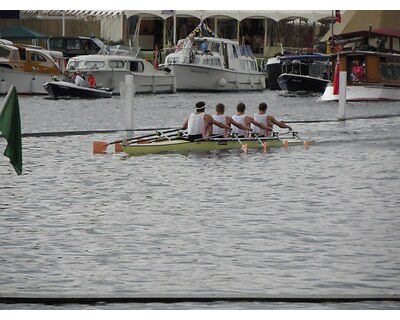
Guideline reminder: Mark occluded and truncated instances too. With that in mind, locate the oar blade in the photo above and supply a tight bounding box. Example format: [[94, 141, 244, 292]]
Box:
[[115, 142, 123, 153], [284, 140, 289, 149], [93, 141, 109, 154]]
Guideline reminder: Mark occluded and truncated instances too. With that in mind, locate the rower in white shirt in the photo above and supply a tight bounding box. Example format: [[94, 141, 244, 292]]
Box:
[[231, 102, 267, 138], [251, 102, 292, 137], [212, 103, 252, 137]]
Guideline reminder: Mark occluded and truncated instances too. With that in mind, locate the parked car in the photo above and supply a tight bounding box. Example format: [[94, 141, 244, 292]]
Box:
[[49, 36, 107, 58]]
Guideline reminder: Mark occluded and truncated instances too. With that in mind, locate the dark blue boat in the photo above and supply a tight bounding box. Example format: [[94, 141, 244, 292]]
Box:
[[43, 80, 112, 99], [277, 54, 331, 93]]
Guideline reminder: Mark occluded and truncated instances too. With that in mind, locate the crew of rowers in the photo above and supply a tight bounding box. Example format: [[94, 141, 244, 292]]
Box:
[[182, 101, 292, 142]]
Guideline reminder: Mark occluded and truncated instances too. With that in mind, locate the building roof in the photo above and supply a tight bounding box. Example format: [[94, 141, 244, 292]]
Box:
[[23, 10, 332, 23]]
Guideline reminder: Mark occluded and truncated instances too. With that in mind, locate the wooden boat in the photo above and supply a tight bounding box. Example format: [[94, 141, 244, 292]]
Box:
[[319, 28, 400, 101], [0, 39, 63, 95], [161, 22, 266, 92], [121, 134, 304, 156], [43, 80, 112, 99]]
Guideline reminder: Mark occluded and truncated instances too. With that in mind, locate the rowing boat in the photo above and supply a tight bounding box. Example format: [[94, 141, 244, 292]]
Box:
[[121, 134, 304, 156]]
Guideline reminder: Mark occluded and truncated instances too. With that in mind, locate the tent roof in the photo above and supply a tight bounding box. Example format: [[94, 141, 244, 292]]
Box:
[[337, 28, 400, 40], [25, 10, 331, 23], [123, 10, 332, 22], [0, 25, 49, 39], [321, 10, 400, 42]]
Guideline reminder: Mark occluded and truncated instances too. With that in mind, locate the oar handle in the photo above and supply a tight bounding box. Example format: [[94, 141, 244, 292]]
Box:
[[109, 128, 183, 145]]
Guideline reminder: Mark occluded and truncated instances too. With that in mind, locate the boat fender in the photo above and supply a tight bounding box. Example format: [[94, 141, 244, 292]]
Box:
[[261, 76, 266, 89], [218, 77, 227, 87], [235, 79, 239, 90], [249, 78, 254, 88]]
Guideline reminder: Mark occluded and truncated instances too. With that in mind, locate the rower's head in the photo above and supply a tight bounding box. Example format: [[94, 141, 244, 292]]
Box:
[[236, 102, 246, 113], [215, 103, 225, 114], [195, 101, 206, 112], [258, 102, 268, 113]]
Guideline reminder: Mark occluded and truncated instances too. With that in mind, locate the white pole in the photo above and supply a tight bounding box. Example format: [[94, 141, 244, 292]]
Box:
[[338, 71, 347, 120], [62, 11, 65, 36], [124, 75, 136, 132], [173, 10, 177, 45]]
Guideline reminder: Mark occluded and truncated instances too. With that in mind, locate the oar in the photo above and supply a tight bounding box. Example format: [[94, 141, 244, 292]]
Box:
[[93, 128, 181, 154], [289, 131, 310, 149], [115, 131, 181, 152], [232, 133, 248, 153], [253, 133, 267, 153]]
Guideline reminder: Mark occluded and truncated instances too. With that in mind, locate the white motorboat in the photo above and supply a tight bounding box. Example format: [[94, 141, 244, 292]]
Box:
[[319, 29, 400, 101], [162, 23, 266, 92], [0, 39, 63, 95], [66, 46, 176, 95]]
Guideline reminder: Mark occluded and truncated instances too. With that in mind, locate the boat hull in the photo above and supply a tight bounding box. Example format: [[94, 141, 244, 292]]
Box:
[[169, 64, 265, 92], [43, 81, 112, 99], [319, 83, 400, 101], [86, 70, 176, 94], [0, 68, 56, 95], [266, 57, 282, 90], [122, 137, 303, 156], [278, 73, 329, 93]]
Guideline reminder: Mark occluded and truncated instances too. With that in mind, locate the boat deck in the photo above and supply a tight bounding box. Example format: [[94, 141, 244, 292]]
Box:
[[122, 135, 304, 156]]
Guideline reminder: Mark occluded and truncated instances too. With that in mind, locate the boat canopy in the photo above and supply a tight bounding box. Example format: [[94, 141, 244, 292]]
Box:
[[279, 54, 331, 62]]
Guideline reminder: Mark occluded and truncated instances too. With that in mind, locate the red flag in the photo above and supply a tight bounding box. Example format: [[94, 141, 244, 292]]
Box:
[[335, 10, 341, 23], [333, 58, 340, 95]]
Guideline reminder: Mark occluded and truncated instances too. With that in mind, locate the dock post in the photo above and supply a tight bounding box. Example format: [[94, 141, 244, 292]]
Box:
[[124, 75, 136, 133], [338, 71, 347, 121]]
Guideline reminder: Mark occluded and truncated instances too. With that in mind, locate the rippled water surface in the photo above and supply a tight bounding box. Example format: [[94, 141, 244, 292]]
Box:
[[1, 91, 400, 309]]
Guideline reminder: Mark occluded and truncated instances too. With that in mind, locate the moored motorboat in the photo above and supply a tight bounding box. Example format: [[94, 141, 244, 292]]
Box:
[[0, 39, 63, 95], [66, 46, 176, 95], [265, 55, 282, 90], [162, 23, 266, 92], [121, 134, 304, 156], [319, 28, 400, 101], [277, 54, 331, 93], [43, 80, 112, 99]]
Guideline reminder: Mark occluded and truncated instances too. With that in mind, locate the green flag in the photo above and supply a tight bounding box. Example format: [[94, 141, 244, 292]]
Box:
[[0, 86, 22, 175]]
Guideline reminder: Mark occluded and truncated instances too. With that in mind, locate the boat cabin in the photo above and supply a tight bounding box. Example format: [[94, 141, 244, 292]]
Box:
[[280, 54, 332, 80], [164, 36, 260, 73], [333, 29, 400, 86], [1, 39, 63, 74], [67, 55, 147, 74]]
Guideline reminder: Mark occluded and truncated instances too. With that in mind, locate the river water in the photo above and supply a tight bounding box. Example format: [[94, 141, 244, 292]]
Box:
[[1, 90, 400, 310]]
